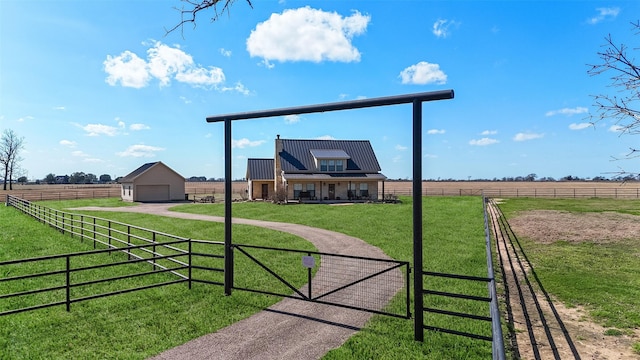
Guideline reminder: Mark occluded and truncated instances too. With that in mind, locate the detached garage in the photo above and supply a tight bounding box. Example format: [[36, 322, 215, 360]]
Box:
[[119, 162, 185, 202]]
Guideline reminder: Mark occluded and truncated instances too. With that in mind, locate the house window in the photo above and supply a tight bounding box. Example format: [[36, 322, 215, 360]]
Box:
[[122, 185, 125, 195], [128, 186, 132, 196], [293, 183, 303, 199], [360, 183, 369, 198], [319, 159, 345, 172], [306, 183, 315, 198], [348, 183, 356, 199]]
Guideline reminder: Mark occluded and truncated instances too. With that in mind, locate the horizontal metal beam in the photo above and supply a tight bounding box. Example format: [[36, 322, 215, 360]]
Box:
[[206, 90, 454, 122]]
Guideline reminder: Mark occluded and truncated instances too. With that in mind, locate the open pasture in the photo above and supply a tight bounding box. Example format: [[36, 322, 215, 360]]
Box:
[[4, 181, 640, 202]]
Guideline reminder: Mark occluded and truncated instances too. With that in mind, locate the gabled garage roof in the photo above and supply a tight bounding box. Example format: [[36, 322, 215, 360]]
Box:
[[120, 161, 184, 183]]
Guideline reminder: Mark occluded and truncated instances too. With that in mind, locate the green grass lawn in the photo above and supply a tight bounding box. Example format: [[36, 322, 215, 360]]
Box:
[[0, 199, 315, 360], [1, 196, 493, 359], [497, 198, 640, 332]]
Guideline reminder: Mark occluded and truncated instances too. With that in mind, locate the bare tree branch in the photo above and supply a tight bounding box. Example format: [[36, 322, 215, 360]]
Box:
[[588, 21, 640, 137], [165, 0, 253, 37]]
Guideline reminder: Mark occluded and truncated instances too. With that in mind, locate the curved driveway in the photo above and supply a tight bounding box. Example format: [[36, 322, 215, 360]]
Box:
[[73, 203, 403, 360]]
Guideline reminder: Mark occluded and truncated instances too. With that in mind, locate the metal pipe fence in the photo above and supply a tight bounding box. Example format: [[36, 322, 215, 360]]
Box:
[[2, 195, 225, 316], [381, 186, 640, 198]]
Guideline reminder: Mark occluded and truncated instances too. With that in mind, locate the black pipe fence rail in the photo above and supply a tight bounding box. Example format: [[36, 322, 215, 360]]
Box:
[[2, 195, 225, 316], [418, 196, 505, 360]]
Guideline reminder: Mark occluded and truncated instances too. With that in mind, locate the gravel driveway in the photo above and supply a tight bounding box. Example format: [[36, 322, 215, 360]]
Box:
[[72, 203, 404, 360]]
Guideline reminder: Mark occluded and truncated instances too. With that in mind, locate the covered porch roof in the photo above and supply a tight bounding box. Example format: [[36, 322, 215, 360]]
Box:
[[282, 173, 387, 181]]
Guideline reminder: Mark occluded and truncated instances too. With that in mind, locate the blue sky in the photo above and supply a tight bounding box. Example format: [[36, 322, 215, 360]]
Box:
[[2, 1, 639, 181]]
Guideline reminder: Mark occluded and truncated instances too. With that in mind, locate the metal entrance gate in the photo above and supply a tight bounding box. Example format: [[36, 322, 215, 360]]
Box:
[[204, 90, 502, 358], [232, 244, 410, 319]]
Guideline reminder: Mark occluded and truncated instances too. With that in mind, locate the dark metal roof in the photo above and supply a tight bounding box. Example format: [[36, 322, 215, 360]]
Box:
[[120, 162, 158, 182], [246, 158, 274, 180], [279, 139, 381, 173]]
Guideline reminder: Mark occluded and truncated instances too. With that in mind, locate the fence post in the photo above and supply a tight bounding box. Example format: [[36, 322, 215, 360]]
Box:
[[188, 240, 192, 290], [412, 99, 424, 342], [93, 218, 96, 249], [152, 232, 157, 271], [66, 256, 71, 312], [108, 221, 112, 250], [224, 118, 234, 296], [127, 226, 131, 260], [307, 252, 312, 299]]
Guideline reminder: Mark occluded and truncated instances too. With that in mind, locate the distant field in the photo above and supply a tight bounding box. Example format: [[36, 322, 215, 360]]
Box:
[[2, 181, 640, 201]]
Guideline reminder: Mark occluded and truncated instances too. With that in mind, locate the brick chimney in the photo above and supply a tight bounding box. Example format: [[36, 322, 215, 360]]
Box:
[[274, 135, 284, 195]]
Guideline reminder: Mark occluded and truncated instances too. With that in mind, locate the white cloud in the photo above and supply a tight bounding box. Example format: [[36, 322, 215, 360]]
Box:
[[569, 122, 593, 130], [587, 7, 620, 24], [284, 115, 301, 124], [17, 116, 34, 122], [316, 135, 336, 140], [392, 155, 403, 163], [180, 96, 192, 104], [232, 138, 266, 148], [246, 7, 370, 63], [395, 144, 408, 151], [545, 107, 588, 117], [59, 140, 76, 147], [117, 144, 165, 157], [104, 51, 150, 88], [104, 41, 228, 89], [175, 67, 225, 87], [71, 150, 89, 157], [427, 129, 446, 135], [469, 138, 499, 146], [424, 153, 438, 159], [130, 123, 150, 131], [481, 130, 497, 135], [53, 106, 65, 110], [513, 132, 544, 141], [82, 124, 119, 136], [399, 62, 447, 85], [220, 48, 232, 57], [609, 125, 624, 132], [147, 42, 193, 86], [432, 19, 459, 38], [220, 82, 251, 95], [259, 59, 276, 69]]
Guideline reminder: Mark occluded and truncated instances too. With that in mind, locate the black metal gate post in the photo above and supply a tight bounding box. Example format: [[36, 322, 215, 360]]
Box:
[[224, 119, 234, 296], [412, 99, 424, 342]]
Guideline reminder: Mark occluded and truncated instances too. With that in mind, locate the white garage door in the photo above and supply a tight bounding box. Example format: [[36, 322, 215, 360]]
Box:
[[136, 185, 170, 202]]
